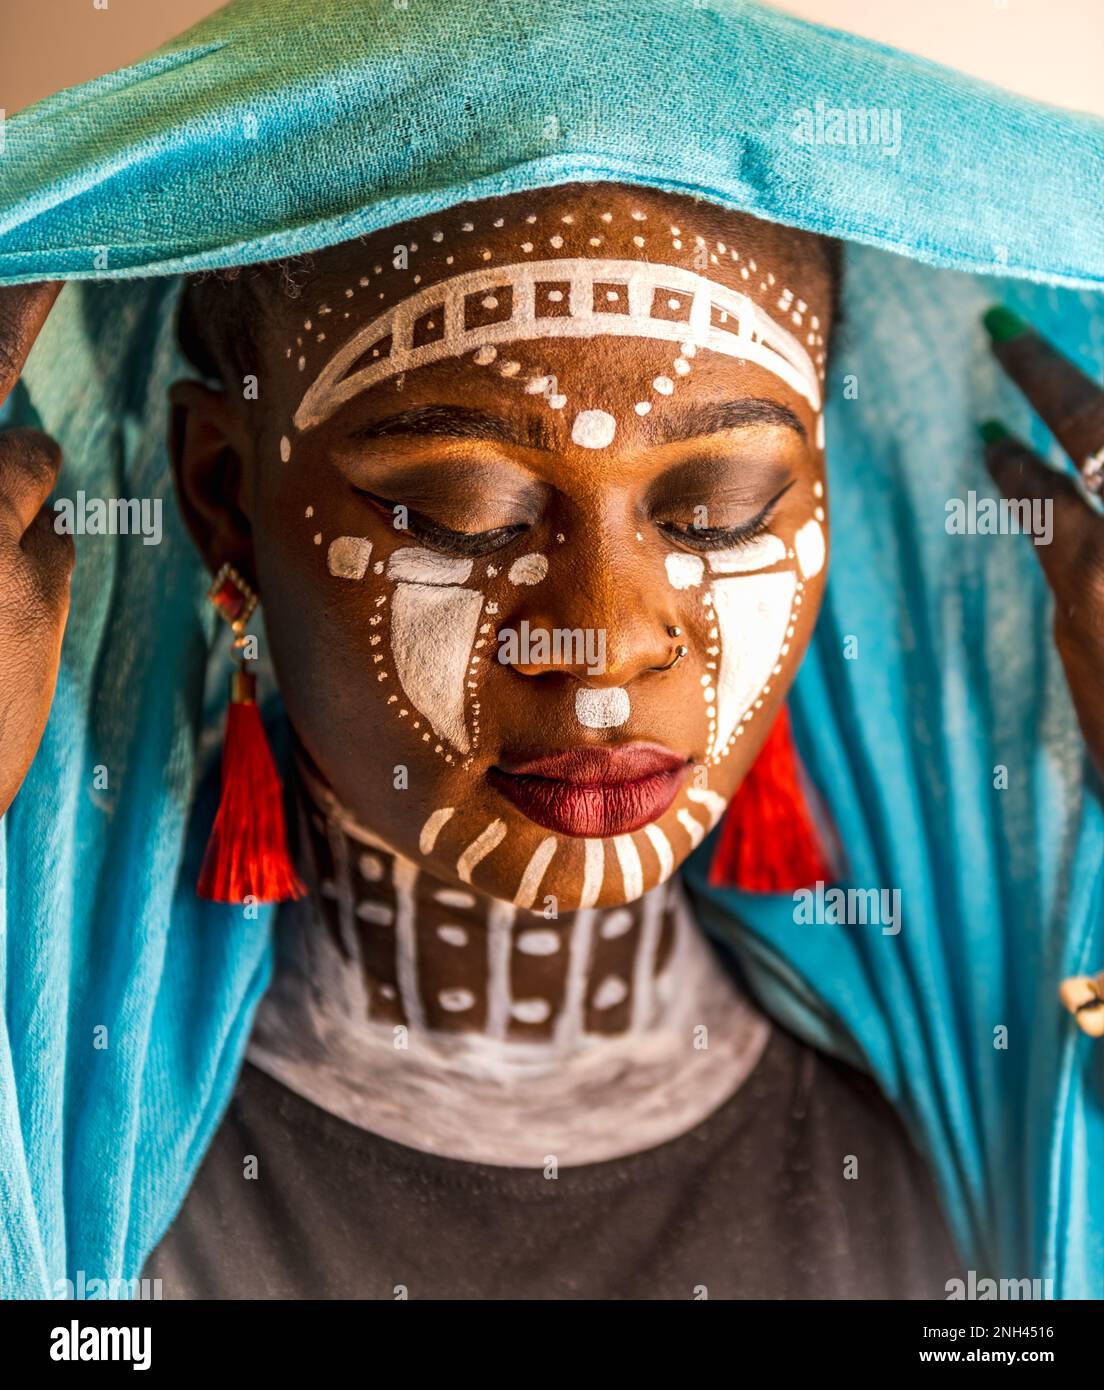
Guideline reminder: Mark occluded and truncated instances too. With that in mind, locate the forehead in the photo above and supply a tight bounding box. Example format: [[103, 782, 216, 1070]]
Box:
[[261, 185, 832, 431]]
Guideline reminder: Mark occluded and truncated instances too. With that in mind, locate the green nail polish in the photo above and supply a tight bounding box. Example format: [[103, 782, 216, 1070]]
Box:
[[979, 420, 1012, 445], [982, 305, 1031, 344]]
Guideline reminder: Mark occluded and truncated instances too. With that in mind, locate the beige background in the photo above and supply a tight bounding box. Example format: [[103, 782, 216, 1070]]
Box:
[[2, 0, 1101, 117]]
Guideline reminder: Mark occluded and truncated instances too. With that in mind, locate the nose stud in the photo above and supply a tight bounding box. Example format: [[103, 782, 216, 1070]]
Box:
[[654, 626, 689, 672]]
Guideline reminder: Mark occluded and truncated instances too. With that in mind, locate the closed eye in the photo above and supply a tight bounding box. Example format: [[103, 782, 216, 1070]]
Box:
[[355, 489, 530, 557], [656, 479, 795, 552]]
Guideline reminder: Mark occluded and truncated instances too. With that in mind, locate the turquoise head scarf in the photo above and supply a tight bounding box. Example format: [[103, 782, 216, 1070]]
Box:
[[1, 0, 1102, 1297]]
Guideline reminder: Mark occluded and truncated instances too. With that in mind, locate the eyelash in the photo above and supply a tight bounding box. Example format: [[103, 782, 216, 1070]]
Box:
[[656, 481, 794, 553], [356, 478, 795, 558], [356, 490, 530, 557]]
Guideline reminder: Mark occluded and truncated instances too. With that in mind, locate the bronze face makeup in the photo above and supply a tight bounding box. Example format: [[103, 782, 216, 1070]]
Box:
[[240, 182, 834, 924]]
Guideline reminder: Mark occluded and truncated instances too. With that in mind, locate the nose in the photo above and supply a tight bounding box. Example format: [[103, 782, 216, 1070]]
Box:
[[497, 545, 677, 688]]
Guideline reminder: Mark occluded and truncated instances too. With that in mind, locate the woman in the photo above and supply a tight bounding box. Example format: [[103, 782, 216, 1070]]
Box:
[[1, 0, 1102, 1300], [118, 181, 952, 1297]]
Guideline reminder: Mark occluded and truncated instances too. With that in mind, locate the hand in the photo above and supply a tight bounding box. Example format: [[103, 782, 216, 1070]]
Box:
[[0, 281, 74, 819], [982, 306, 1104, 777], [982, 306, 1104, 1036]]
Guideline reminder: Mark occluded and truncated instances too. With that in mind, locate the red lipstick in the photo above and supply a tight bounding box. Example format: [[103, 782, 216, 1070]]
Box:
[[487, 744, 689, 837]]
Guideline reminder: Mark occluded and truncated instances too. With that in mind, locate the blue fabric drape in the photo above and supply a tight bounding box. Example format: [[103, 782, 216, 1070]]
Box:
[[1, 0, 1102, 1296]]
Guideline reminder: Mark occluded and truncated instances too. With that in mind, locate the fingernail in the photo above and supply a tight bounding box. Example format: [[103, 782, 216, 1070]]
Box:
[[982, 305, 1031, 344], [979, 419, 1012, 445]]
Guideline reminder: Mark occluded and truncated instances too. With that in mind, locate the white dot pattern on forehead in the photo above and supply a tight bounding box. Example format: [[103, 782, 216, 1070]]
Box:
[[292, 255, 823, 431], [570, 409, 617, 449]]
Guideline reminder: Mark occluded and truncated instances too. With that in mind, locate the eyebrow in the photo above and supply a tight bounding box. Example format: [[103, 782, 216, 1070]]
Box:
[[346, 397, 805, 451]]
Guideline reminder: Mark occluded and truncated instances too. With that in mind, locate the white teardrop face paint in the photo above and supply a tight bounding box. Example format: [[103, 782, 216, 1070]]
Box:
[[710, 571, 797, 755], [575, 687, 630, 729], [391, 583, 482, 752]]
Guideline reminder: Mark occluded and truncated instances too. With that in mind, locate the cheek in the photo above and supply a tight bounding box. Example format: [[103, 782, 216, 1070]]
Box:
[[665, 511, 828, 771]]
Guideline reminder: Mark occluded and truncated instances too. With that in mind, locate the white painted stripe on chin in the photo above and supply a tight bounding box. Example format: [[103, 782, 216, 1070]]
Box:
[[419, 806, 455, 855], [575, 686, 630, 728], [457, 818, 507, 883], [686, 785, 727, 828], [613, 834, 644, 902], [677, 808, 705, 848], [643, 823, 674, 882], [580, 838, 605, 908], [514, 836, 558, 909]]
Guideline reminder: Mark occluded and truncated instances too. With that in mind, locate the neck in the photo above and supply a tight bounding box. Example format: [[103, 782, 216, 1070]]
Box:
[[298, 762, 682, 1046], [245, 758, 771, 1165]]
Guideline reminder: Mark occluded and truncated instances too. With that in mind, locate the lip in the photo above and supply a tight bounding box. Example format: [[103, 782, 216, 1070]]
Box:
[[487, 743, 690, 837]]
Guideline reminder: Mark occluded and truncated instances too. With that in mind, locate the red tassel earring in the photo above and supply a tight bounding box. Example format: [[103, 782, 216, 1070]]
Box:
[[197, 562, 307, 905], [707, 705, 836, 894]]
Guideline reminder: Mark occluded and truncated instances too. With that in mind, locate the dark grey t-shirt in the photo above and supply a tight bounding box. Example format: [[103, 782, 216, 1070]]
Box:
[[145, 1024, 961, 1300]]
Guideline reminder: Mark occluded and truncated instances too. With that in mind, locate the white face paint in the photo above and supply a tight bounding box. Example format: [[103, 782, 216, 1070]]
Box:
[[391, 580, 482, 752], [293, 256, 822, 432], [507, 552, 548, 585], [794, 518, 826, 579], [327, 536, 373, 579], [571, 409, 617, 449], [305, 220, 827, 799], [709, 571, 797, 756], [575, 687, 630, 729], [665, 553, 704, 589], [705, 534, 786, 573], [387, 548, 473, 585]]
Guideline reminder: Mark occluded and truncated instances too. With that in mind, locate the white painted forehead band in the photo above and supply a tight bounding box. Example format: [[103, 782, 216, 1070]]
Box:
[[294, 257, 821, 432]]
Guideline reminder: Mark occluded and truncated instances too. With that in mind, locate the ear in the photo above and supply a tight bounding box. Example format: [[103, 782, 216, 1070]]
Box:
[[168, 379, 258, 587]]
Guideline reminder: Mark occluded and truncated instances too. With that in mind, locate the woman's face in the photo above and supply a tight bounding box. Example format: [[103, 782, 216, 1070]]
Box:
[[176, 183, 834, 911]]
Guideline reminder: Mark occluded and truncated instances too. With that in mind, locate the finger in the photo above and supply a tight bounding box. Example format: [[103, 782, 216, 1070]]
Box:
[[0, 282, 63, 411], [983, 305, 1104, 493], [980, 421, 1100, 603], [19, 503, 75, 615], [0, 428, 63, 538]]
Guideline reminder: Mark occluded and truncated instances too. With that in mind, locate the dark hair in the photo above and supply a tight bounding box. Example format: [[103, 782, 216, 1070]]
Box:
[[176, 255, 316, 385]]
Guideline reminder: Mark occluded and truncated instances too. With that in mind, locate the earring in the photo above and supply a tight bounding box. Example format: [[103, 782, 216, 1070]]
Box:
[[197, 563, 305, 905]]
